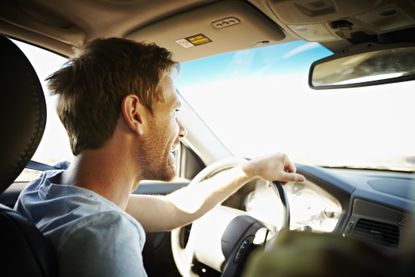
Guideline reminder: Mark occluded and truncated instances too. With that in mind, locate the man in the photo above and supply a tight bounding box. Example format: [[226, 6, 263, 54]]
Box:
[[15, 38, 305, 276]]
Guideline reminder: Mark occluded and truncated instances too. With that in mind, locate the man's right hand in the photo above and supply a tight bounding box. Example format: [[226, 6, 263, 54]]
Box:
[[241, 152, 305, 183]]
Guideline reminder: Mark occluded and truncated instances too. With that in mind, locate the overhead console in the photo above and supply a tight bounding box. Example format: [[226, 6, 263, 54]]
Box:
[[266, 0, 415, 45]]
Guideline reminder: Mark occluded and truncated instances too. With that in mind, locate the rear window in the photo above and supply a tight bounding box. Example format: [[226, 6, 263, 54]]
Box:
[[13, 40, 73, 181]]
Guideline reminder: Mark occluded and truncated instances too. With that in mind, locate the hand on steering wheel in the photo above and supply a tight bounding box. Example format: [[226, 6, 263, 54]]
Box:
[[171, 156, 302, 277]]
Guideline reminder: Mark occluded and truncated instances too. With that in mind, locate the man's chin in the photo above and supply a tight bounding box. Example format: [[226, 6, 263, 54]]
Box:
[[140, 157, 176, 181], [165, 155, 177, 180]]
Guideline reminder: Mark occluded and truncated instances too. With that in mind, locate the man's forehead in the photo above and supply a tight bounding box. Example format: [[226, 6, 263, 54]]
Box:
[[158, 74, 179, 105]]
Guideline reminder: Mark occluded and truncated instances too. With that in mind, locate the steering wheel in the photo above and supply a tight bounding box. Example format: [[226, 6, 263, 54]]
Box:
[[171, 157, 290, 277]]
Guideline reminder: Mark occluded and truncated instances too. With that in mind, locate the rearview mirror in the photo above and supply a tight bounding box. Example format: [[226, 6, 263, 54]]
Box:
[[309, 44, 415, 89]]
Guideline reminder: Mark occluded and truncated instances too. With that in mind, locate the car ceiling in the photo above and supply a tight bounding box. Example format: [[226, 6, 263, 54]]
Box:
[[1, 0, 415, 61]]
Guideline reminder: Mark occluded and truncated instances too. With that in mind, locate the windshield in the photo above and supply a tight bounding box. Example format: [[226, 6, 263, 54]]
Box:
[[177, 41, 415, 171]]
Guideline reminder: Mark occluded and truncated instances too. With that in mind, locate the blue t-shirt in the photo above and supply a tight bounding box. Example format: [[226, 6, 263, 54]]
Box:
[[14, 170, 147, 277]]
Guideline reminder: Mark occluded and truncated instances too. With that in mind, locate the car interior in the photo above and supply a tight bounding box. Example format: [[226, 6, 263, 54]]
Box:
[[1, 0, 415, 276]]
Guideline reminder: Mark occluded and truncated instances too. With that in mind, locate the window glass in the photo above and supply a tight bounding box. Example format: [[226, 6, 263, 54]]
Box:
[[177, 41, 415, 171], [13, 40, 73, 181]]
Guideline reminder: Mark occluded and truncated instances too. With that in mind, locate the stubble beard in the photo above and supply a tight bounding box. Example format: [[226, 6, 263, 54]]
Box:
[[138, 136, 176, 181]]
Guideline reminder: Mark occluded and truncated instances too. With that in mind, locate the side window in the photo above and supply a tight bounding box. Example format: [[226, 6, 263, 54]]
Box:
[[13, 40, 73, 181]]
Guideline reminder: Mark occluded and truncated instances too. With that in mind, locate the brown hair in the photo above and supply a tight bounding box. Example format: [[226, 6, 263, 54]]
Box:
[[47, 38, 177, 155]]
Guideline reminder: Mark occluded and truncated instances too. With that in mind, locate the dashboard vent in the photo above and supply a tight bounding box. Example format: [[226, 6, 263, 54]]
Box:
[[353, 218, 399, 248]]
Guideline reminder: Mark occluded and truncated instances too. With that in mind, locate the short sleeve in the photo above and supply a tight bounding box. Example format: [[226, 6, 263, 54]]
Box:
[[57, 211, 147, 277]]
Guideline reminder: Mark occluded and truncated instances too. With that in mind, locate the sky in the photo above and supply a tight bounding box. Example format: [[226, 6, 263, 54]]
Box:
[[176, 40, 332, 87]]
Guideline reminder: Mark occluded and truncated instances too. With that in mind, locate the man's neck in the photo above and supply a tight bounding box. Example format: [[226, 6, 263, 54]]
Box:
[[61, 147, 140, 210]]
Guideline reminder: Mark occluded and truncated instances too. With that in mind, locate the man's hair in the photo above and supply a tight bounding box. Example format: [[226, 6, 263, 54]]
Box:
[[47, 38, 177, 155]]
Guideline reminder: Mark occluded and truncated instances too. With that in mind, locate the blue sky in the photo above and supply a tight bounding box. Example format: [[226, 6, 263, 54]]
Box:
[[177, 40, 332, 88]]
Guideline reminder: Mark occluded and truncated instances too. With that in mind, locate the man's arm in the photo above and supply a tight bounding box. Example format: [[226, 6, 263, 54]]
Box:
[[126, 153, 305, 232]]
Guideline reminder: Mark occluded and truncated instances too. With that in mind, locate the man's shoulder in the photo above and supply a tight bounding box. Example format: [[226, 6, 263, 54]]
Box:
[[61, 210, 135, 236], [56, 199, 145, 241], [16, 170, 116, 224], [58, 210, 146, 252], [16, 171, 146, 249], [63, 210, 139, 237]]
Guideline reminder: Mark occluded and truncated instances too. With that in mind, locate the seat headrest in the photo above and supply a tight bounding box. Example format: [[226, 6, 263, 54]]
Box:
[[0, 36, 46, 193]]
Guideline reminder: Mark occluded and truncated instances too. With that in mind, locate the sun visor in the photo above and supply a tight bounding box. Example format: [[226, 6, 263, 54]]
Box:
[[126, 0, 285, 62]]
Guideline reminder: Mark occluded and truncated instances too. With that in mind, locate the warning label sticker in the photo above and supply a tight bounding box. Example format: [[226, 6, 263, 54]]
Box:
[[176, 34, 212, 48], [175, 39, 194, 48]]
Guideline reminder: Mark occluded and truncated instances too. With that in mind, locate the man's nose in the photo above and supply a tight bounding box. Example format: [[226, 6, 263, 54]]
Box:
[[177, 118, 186, 138]]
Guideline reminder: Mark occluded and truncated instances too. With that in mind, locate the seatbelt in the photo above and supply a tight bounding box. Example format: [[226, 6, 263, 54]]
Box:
[[26, 160, 61, 171]]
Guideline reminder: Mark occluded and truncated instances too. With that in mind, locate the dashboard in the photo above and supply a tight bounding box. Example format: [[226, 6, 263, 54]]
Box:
[[226, 164, 415, 253], [244, 179, 342, 233]]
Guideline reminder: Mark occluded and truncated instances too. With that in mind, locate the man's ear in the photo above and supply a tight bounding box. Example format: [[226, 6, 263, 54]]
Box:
[[121, 94, 146, 136]]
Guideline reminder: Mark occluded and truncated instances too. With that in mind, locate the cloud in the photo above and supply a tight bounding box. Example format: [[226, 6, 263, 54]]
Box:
[[282, 42, 320, 59]]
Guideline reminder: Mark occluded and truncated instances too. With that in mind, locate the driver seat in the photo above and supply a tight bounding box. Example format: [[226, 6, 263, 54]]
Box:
[[0, 35, 57, 276]]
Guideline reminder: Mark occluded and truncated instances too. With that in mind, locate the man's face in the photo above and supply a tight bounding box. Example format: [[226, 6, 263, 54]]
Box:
[[138, 73, 185, 181]]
